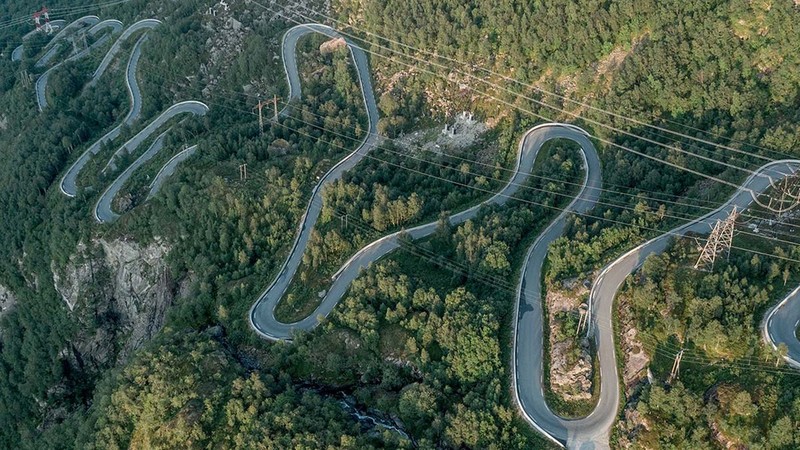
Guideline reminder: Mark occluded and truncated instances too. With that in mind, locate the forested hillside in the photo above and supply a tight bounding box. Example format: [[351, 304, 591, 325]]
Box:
[[0, 0, 798, 448]]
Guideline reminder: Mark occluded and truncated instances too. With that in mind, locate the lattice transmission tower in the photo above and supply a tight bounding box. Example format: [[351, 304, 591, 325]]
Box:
[[694, 207, 739, 271], [750, 171, 800, 218]]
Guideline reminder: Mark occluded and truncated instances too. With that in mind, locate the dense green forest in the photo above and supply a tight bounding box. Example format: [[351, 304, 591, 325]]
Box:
[[0, 0, 798, 448], [616, 237, 800, 448]]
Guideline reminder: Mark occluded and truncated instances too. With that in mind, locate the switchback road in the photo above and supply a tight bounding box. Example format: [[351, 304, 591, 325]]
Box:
[[94, 101, 209, 223], [35, 18, 123, 111], [59, 31, 149, 197], [248, 23, 800, 450]]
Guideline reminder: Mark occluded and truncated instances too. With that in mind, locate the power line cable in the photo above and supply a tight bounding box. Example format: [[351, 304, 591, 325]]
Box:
[[252, 5, 770, 195], [282, 0, 798, 163]]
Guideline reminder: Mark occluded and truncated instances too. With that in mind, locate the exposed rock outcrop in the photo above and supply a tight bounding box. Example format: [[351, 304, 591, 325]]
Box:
[[547, 283, 593, 401], [52, 237, 176, 368], [622, 327, 650, 390], [320, 37, 346, 55], [0, 284, 17, 340], [200, 3, 249, 97], [0, 284, 16, 320]]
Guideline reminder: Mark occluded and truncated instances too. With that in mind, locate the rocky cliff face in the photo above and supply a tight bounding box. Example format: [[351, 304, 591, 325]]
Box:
[[52, 237, 176, 369]]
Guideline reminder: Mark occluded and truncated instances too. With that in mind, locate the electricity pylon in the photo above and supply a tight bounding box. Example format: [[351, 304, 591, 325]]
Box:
[[751, 171, 800, 217], [694, 207, 738, 271], [766, 173, 800, 217]]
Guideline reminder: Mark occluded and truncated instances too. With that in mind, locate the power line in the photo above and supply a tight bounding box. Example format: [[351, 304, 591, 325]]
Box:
[[254, 6, 770, 196], [113, 38, 799, 230], [267, 2, 776, 175], [82, 63, 800, 377], [215, 151, 800, 377], [261, 112, 800, 265], [0, 0, 131, 32], [281, 0, 798, 164], [36, 13, 800, 260], [98, 40, 800, 249], [72, 29, 800, 250]]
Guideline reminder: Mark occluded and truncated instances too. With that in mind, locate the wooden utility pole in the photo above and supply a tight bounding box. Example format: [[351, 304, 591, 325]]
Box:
[[576, 304, 589, 336], [668, 349, 684, 383], [254, 95, 279, 136], [239, 163, 247, 181]]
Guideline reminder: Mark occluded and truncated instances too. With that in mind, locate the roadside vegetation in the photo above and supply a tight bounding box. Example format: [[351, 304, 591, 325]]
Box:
[[613, 234, 800, 447], [274, 135, 579, 448], [275, 131, 504, 322]]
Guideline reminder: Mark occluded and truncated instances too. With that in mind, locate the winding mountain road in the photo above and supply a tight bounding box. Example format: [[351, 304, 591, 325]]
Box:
[[94, 100, 209, 223], [530, 159, 799, 448], [248, 22, 614, 446], [35, 18, 123, 111], [246, 23, 800, 450], [88, 19, 162, 87], [42, 19, 207, 222], [247, 23, 379, 338], [21, 15, 800, 448], [11, 20, 67, 62], [59, 31, 149, 197], [28, 17, 207, 219], [35, 15, 100, 68]]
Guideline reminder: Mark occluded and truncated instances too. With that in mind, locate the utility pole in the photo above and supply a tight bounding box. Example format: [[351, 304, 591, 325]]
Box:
[[19, 70, 30, 87], [668, 349, 684, 383], [694, 207, 738, 271], [576, 304, 589, 336], [239, 163, 247, 181], [254, 99, 265, 136], [254, 95, 280, 136]]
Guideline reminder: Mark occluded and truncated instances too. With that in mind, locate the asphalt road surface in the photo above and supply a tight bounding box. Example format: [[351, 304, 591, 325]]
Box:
[[24, 16, 799, 448], [248, 23, 380, 339], [146, 144, 198, 200], [559, 160, 799, 448], [35, 15, 100, 68], [35, 19, 123, 111], [60, 32, 151, 197], [764, 284, 800, 368], [89, 19, 162, 86], [94, 100, 209, 223]]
